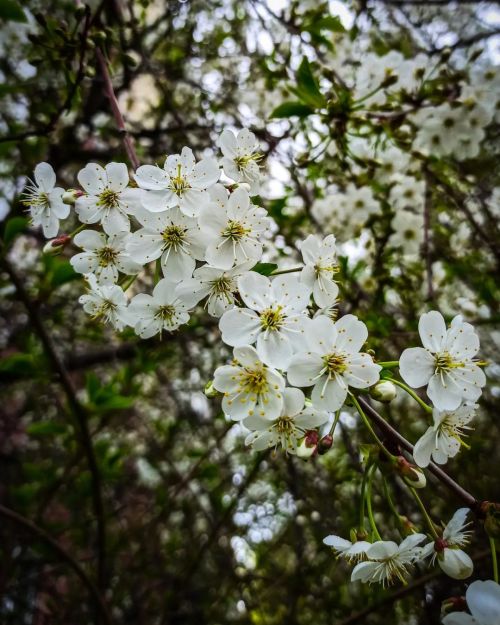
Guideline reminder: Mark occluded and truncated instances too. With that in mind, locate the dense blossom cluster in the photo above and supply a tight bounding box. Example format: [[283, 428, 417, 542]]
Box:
[[23, 122, 491, 612]]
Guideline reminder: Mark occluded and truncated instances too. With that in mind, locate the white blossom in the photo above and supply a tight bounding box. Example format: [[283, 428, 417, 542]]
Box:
[[70, 230, 141, 284], [287, 315, 381, 411], [300, 234, 339, 308], [175, 261, 254, 317], [388, 210, 424, 255], [23, 162, 69, 238], [134, 146, 219, 217], [217, 128, 263, 194], [199, 185, 270, 270], [79, 274, 130, 331], [213, 345, 285, 420], [219, 272, 311, 370], [422, 508, 473, 580], [323, 535, 371, 562], [351, 534, 427, 586], [243, 387, 328, 452], [413, 403, 477, 468], [443, 579, 500, 625], [127, 207, 205, 281], [399, 311, 486, 411], [128, 278, 196, 338], [75, 162, 141, 235]]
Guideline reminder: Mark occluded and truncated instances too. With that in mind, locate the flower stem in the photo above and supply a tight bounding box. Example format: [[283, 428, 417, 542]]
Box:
[[270, 266, 303, 276], [68, 223, 87, 238], [366, 465, 382, 540], [351, 394, 395, 460], [490, 537, 499, 583], [154, 259, 161, 285], [387, 378, 433, 414], [329, 409, 341, 437], [382, 477, 404, 535], [377, 361, 399, 369], [120, 274, 138, 291], [409, 487, 439, 540]]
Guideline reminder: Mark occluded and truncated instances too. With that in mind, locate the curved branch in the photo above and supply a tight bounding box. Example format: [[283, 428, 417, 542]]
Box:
[[0, 504, 112, 625]]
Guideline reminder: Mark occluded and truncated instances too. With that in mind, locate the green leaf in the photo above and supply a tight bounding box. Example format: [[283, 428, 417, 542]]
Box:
[[0, 0, 27, 22], [3, 216, 29, 246], [0, 353, 37, 378], [310, 15, 345, 34], [251, 262, 278, 276], [270, 101, 314, 119], [295, 57, 326, 108], [26, 421, 67, 436]]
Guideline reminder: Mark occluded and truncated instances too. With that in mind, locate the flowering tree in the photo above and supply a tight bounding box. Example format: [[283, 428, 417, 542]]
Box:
[[1, 1, 500, 623]]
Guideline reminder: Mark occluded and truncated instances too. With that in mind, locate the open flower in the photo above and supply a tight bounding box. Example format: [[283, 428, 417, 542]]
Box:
[[75, 162, 141, 235], [351, 534, 427, 586], [175, 261, 254, 317], [300, 233, 339, 308], [22, 162, 69, 238], [128, 278, 196, 338], [217, 128, 263, 194], [134, 147, 219, 217], [323, 535, 372, 562], [79, 275, 130, 331], [219, 272, 311, 370], [443, 579, 500, 625], [199, 185, 271, 269], [243, 387, 328, 453], [213, 345, 285, 421], [287, 315, 381, 411], [399, 311, 486, 411], [422, 508, 473, 580], [70, 230, 141, 285], [127, 207, 205, 280], [413, 403, 477, 468]]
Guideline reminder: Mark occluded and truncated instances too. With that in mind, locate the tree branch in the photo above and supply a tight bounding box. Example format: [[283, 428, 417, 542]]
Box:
[[0, 503, 112, 625]]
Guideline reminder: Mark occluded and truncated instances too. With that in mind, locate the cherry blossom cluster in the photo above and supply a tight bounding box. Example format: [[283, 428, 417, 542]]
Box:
[[23, 126, 491, 604]]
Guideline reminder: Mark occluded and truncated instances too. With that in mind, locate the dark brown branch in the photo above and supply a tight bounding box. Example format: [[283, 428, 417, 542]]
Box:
[[0, 256, 108, 594], [358, 397, 477, 508], [0, 503, 112, 625], [96, 47, 140, 170]]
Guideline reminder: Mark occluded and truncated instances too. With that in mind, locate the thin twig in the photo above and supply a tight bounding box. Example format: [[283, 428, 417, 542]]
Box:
[[0, 503, 112, 625], [96, 47, 140, 170], [357, 397, 477, 508], [0, 256, 108, 594]]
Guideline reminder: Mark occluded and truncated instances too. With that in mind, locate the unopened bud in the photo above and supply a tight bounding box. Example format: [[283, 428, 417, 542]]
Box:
[[479, 501, 500, 539], [204, 380, 219, 398], [296, 430, 319, 460], [370, 380, 397, 403], [395, 456, 426, 489], [381, 73, 399, 88], [62, 189, 81, 205], [442, 595, 467, 615], [43, 234, 71, 255], [92, 30, 107, 44], [74, 5, 87, 19], [317, 434, 333, 455]]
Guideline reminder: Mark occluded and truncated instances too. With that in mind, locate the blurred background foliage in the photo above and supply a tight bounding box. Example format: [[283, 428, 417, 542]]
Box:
[[1, 0, 500, 623]]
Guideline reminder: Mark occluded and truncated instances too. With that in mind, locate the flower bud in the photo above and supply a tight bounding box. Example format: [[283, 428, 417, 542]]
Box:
[[370, 380, 397, 403], [204, 380, 219, 398], [395, 456, 427, 489], [479, 501, 500, 539], [317, 434, 333, 455], [441, 595, 467, 615], [42, 234, 71, 255], [62, 189, 81, 205], [296, 430, 319, 460]]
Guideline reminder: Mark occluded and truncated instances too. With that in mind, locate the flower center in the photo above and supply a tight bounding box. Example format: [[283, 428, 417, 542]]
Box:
[[434, 352, 463, 374], [93, 299, 117, 321], [324, 352, 347, 376], [315, 262, 339, 278], [155, 305, 176, 322], [23, 190, 50, 210], [98, 188, 120, 209], [239, 366, 269, 395], [169, 164, 190, 195], [260, 306, 284, 331], [222, 220, 249, 241], [98, 246, 119, 266], [210, 276, 233, 296], [234, 152, 263, 171], [162, 225, 187, 249]]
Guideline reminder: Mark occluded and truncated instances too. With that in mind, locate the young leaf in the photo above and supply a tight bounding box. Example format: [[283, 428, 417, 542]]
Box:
[[270, 101, 314, 119], [251, 262, 278, 276]]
